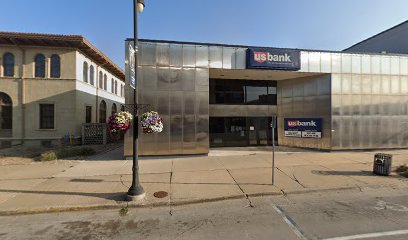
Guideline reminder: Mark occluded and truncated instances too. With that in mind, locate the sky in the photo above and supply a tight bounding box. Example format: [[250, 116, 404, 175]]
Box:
[[1, 0, 408, 69]]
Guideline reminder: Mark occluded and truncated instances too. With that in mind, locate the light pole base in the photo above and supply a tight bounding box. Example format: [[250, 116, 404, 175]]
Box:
[[126, 192, 146, 201], [126, 185, 146, 201]]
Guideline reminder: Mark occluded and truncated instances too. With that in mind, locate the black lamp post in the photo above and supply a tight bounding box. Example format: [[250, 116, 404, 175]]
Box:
[[127, 0, 146, 201]]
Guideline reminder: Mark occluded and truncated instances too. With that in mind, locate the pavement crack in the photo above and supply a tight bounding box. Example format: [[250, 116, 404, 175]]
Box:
[[292, 173, 306, 188], [225, 169, 254, 208], [276, 167, 306, 189]]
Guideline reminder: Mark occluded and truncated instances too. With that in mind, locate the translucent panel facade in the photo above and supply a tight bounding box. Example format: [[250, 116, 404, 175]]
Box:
[[126, 40, 408, 156], [125, 41, 210, 156]]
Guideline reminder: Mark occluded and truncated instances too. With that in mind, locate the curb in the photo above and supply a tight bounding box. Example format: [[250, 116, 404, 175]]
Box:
[[0, 185, 398, 217]]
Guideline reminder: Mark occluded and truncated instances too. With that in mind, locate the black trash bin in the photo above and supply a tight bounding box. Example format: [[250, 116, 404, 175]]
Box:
[[373, 153, 392, 176]]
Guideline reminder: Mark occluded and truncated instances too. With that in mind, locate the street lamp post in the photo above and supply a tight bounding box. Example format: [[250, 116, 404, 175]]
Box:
[[127, 0, 146, 201]]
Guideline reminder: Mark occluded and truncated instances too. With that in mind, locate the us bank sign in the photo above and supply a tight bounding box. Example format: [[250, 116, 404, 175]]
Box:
[[246, 48, 301, 70], [284, 118, 322, 139]]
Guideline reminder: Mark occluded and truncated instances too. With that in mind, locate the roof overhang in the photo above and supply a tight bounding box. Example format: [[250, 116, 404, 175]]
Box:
[[0, 32, 125, 80]]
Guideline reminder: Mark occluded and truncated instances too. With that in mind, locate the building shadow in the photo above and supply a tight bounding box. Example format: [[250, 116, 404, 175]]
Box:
[[0, 189, 127, 202], [312, 170, 374, 176]]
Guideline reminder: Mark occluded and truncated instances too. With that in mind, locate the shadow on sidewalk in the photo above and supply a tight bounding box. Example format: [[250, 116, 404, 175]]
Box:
[[312, 170, 374, 176], [0, 189, 127, 202]]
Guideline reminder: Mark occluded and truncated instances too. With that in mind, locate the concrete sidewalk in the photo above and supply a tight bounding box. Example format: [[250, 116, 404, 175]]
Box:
[[0, 148, 407, 215]]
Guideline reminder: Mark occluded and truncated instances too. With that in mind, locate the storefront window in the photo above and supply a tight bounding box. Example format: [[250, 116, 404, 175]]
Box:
[[210, 79, 277, 105]]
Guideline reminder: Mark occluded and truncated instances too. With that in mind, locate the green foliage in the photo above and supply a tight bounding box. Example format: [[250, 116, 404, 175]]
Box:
[[119, 207, 129, 216], [395, 164, 408, 173], [37, 147, 96, 161], [39, 151, 58, 161]]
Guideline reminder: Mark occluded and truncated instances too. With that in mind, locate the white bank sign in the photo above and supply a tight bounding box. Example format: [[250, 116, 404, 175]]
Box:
[[284, 118, 322, 139]]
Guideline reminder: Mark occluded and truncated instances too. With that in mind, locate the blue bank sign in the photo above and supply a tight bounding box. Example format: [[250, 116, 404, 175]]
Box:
[[284, 118, 322, 138], [247, 48, 301, 70]]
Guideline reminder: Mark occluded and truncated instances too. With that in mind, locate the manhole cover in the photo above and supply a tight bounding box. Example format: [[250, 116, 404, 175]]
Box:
[[153, 191, 168, 198]]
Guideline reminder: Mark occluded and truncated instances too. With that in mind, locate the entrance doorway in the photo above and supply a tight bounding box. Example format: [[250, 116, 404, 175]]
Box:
[[0, 92, 12, 138], [210, 117, 277, 147]]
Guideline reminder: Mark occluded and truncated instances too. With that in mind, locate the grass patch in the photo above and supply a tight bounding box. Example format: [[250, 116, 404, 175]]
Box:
[[39, 151, 58, 161], [37, 147, 96, 161], [395, 164, 408, 173], [395, 164, 408, 178]]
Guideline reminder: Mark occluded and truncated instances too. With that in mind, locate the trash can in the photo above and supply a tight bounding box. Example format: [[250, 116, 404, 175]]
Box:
[[373, 153, 392, 176]]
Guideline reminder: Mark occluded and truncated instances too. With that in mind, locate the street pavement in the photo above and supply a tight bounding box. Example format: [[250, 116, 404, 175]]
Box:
[[0, 147, 407, 215], [0, 187, 407, 240]]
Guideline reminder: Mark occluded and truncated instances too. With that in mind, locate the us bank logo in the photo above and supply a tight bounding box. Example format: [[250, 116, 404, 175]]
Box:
[[287, 120, 317, 127], [247, 48, 300, 70], [253, 51, 292, 63]]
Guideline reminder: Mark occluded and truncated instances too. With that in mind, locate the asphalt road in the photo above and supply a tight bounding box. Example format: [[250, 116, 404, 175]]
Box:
[[1, 188, 408, 240]]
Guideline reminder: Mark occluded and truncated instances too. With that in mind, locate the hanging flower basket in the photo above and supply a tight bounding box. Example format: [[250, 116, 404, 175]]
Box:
[[141, 111, 163, 134], [108, 111, 133, 136]]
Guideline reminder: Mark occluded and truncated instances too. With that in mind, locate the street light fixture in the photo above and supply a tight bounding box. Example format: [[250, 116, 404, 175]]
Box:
[[127, 0, 146, 201]]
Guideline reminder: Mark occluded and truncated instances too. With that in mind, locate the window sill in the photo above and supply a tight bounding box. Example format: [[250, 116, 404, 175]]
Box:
[[38, 129, 57, 131]]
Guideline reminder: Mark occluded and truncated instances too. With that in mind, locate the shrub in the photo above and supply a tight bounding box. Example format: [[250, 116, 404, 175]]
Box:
[[37, 147, 96, 161], [396, 164, 408, 173], [39, 151, 58, 161]]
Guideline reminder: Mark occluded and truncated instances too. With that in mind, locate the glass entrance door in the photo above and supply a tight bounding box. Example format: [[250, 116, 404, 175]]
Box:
[[248, 117, 270, 146]]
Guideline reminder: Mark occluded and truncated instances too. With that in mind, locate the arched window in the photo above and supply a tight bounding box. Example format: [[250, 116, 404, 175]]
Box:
[[3, 53, 15, 77], [103, 74, 107, 90], [83, 62, 88, 83], [99, 100, 107, 123], [0, 92, 12, 130], [111, 103, 117, 115], [121, 105, 125, 111], [99, 71, 103, 88], [111, 78, 114, 93], [50, 55, 60, 78], [89, 65, 95, 85], [35, 54, 46, 78], [114, 81, 118, 95]]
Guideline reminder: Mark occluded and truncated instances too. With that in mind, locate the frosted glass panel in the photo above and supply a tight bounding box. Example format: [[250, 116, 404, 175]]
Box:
[[331, 53, 341, 73], [361, 55, 371, 74], [381, 57, 390, 74], [308, 52, 321, 72], [341, 54, 352, 73], [351, 55, 361, 74]]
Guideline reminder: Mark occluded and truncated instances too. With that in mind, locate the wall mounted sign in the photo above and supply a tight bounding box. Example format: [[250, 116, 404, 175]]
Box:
[[284, 118, 322, 138], [247, 48, 301, 70]]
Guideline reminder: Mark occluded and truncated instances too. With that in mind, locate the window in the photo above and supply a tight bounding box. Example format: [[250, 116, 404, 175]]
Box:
[[85, 106, 92, 123], [104, 74, 107, 90], [120, 85, 124, 97], [35, 54, 46, 78], [99, 71, 103, 88], [209, 79, 277, 105], [3, 53, 14, 77], [114, 81, 118, 95], [111, 78, 114, 92], [50, 55, 60, 78], [89, 65, 95, 85], [99, 100, 106, 123], [0, 92, 12, 130], [111, 103, 117, 115], [121, 105, 125, 111], [83, 62, 88, 83], [39, 104, 55, 129]]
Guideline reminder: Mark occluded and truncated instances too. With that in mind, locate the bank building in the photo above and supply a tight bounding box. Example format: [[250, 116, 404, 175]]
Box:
[[124, 20, 408, 156]]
